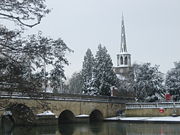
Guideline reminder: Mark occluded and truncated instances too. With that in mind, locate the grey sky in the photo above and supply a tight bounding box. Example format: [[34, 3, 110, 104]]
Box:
[[28, 0, 180, 78]]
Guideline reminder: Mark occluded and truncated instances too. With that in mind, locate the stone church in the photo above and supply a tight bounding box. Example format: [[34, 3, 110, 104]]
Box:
[[113, 15, 133, 80]]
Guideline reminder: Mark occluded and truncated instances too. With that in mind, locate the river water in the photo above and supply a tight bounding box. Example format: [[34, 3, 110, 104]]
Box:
[[1, 122, 180, 135]]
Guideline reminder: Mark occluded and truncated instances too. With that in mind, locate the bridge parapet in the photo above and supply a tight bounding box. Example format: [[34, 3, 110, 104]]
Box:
[[126, 102, 180, 109], [0, 91, 134, 103], [125, 102, 180, 117]]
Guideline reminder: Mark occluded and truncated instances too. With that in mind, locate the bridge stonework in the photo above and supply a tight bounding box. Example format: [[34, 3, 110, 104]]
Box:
[[0, 97, 127, 119]]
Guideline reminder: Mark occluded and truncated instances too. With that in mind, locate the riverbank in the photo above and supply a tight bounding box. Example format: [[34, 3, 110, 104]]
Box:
[[105, 116, 180, 123]]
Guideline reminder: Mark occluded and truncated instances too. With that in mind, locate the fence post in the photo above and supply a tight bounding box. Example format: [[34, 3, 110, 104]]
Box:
[[156, 103, 158, 108]]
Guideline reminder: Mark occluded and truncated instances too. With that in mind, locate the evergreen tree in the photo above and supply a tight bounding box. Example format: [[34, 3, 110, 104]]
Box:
[[133, 63, 164, 101], [93, 44, 117, 96], [166, 62, 180, 96], [82, 49, 95, 94]]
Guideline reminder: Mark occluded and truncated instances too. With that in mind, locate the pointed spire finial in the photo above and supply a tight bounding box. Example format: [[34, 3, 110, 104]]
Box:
[[120, 14, 127, 53]]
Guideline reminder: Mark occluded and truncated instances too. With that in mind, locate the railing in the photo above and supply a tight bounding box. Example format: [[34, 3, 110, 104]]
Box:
[[126, 102, 180, 109], [0, 91, 134, 104]]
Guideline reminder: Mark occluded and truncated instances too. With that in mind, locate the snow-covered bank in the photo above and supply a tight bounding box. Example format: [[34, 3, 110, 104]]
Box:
[[105, 116, 180, 123], [76, 114, 89, 118], [37, 110, 55, 116]]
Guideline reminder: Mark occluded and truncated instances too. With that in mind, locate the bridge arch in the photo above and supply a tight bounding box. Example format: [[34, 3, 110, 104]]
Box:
[[89, 109, 103, 122], [59, 110, 75, 124], [5, 103, 35, 125]]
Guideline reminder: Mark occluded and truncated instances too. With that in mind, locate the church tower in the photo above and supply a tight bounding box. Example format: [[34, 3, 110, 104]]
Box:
[[117, 15, 131, 67], [113, 15, 132, 80]]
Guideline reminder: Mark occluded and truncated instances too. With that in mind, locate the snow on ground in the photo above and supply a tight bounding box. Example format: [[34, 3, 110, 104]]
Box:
[[105, 116, 121, 120], [3, 111, 12, 116], [76, 114, 89, 118], [105, 116, 180, 122], [37, 110, 55, 116]]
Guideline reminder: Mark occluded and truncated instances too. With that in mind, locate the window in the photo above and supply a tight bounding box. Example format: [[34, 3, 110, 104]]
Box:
[[120, 56, 123, 65], [125, 56, 128, 65]]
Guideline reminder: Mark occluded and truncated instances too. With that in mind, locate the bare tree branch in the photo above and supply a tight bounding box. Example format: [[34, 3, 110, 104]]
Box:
[[0, 0, 50, 28], [0, 12, 42, 28]]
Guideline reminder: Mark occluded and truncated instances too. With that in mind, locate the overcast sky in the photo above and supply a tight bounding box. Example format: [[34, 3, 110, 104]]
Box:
[[28, 0, 180, 78]]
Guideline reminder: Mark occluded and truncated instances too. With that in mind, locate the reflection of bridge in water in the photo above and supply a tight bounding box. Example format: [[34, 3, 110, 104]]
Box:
[[0, 92, 134, 125], [1, 122, 179, 135]]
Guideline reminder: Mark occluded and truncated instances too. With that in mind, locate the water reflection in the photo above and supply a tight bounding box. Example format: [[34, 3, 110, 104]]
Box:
[[1, 122, 180, 135], [89, 122, 103, 134], [59, 124, 75, 135], [1, 116, 14, 135]]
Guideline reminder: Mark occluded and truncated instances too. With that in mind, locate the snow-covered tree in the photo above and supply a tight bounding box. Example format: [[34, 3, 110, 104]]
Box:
[[82, 49, 95, 94], [0, 0, 50, 28], [24, 33, 72, 92], [133, 63, 164, 101], [166, 62, 180, 96], [0, 2, 72, 93], [0, 0, 50, 61], [93, 44, 117, 96], [0, 32, 72, 92], [0, 0, 50, 66], [68, 72, 83, 94], [116, 80, 135, 97]]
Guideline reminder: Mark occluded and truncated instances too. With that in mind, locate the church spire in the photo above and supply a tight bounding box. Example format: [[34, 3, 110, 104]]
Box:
[[116, 14, 131, 68], [120, 14, 127, 53]]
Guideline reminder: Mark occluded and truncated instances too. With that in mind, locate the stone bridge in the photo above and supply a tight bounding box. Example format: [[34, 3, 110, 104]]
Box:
[[0, 92, 134, 125]]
